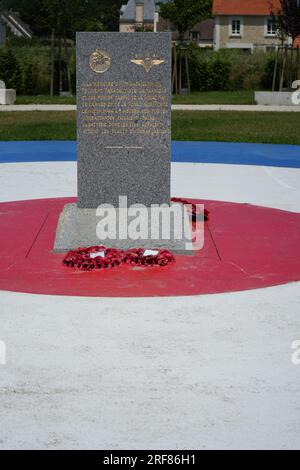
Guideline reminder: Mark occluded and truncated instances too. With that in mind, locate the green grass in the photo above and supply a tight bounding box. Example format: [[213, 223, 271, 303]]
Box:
[[172, 111, 300, 145], [0, 112, 76, 140], [172, 90, 255, 105], [16, 90, 254, 106], [16, 95, 76, 105], [1, 111, 300, 145]]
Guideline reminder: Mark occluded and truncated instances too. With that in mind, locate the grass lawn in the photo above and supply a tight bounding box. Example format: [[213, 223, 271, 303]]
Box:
[[172, 90, 255, 105], [172, 111, 300, 145], [16, 90, 254, 106], [0, 112, 76, 140], [16, 95, 76, 105], [0, 111, 300, 145]]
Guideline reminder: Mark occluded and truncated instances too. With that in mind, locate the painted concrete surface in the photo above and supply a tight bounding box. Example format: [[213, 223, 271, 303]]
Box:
[[1, 161, 300, 212], [172, 104, 300, 112], [255, 91, 299, 106], [0, 161, 300, 449], [171, 141, 300, 168], [1, 140, 300, 168], [0, 104, 77, 112], [0, 141, 77, 163], [1, 285, 300, 450], [1, 104, 300, 112]]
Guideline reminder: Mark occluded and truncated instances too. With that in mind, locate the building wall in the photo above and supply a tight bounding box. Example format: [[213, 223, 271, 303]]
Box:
[[136, 5, 143, 22], [216, 15, 282, 50], [120, 23, 135, 32], [120, 21, 154, 32]]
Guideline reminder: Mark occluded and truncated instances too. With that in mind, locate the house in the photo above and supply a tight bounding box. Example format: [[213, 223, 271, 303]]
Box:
[[0, 10, 32, 40], [157, 16, 214, 47], [119, 0, 214, 47], [120, 0, 169, 32], [212, 0, 289, 51], [188, 19, 214, 48]]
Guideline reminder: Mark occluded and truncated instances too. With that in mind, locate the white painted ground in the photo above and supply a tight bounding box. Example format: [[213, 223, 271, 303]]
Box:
[[1, 161, 300, 211], [0, 161, 300, 450]]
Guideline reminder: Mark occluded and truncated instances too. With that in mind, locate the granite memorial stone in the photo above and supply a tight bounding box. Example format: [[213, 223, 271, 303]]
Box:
[[54, 32, 192, 252], [77, 32, 171, 208]]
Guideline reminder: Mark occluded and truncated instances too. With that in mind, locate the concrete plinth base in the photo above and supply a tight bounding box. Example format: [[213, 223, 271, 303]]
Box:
[[255, 91, 297, 106], [53, 203, 195, 253], [0, 89, 16, 105]]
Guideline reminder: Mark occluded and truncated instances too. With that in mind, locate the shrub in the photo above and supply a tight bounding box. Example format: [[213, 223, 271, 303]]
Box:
[[187, 49, 209, 90], [227, 50, 272, 90], [186, 47, 231, 91], [261, 56, 276, 90], [0, 48, 22, 91], [184, 47, 277, 92], [0, 41, 284, 96], [0, 41, 77, 95], [22, 59, 38, 95], [207, 53, 231, 90]]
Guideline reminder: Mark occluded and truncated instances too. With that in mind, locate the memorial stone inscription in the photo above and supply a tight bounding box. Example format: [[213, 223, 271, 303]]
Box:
[[77, 32, 171, 208]]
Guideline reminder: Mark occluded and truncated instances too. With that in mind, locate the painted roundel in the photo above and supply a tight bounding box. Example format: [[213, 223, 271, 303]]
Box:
[[89, 49, 111, 73], [1, 197, 300, 297]]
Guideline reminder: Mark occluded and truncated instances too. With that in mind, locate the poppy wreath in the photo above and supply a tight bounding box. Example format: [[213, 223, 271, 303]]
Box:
[[171, 197, 209, 222], [63, 245, 124, 271], [123, 248, 175, 267], [63, 245, 175, 271]]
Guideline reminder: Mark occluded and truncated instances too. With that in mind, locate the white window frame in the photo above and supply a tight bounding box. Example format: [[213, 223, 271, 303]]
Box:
[[265, 16, 277, 37], [229, 16, 243, 37]]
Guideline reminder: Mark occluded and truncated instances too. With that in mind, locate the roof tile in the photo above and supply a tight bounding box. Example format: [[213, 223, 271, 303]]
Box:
[[212, 0, 281, 16]]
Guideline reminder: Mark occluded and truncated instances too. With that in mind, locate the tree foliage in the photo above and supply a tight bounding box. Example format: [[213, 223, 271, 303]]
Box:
[[160, 0, 212, 40], [0, 0, 124, 37], [0, 47, 22, 89], [272, 0, 300, 41]]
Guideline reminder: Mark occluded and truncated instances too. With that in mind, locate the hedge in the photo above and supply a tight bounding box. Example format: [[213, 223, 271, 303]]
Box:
[[186, 45, 277, 92], [0, 45, 75, 95], [0, 42, 277, 95]]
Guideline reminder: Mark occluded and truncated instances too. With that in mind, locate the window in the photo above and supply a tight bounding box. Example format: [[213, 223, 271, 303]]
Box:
[[266, 17, 277, 36], [191, 31, 198, 41], [230, 18, 242, 36], [232, 20, 240, 36]]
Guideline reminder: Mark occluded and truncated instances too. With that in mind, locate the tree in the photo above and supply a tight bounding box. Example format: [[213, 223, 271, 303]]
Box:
[[0, 0, 49, 36], [0, 0, 124, 36], [86, 1, 124, 32], [160, 0, 212, 41], [272, 0, 300, 43], [41, 0, 86, 38], [41, 0, 88, 94]]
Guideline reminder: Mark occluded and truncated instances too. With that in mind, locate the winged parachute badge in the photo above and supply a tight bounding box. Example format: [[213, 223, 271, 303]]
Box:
[[89, 49, 111, 73], [130, 56, 165, 73]]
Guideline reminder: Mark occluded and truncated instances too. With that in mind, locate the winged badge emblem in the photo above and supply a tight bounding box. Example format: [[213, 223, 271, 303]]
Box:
[[130, 56, 165, 73]]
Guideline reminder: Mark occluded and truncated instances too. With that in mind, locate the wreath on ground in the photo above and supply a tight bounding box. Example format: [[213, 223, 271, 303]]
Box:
[[63, 198, 208, 271], [63, 246, 175, 271], [171, 197, 209, 221]]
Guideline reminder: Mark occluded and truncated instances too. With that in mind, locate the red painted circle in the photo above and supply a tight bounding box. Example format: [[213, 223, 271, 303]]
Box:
[[0, 197, 300, 297]]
